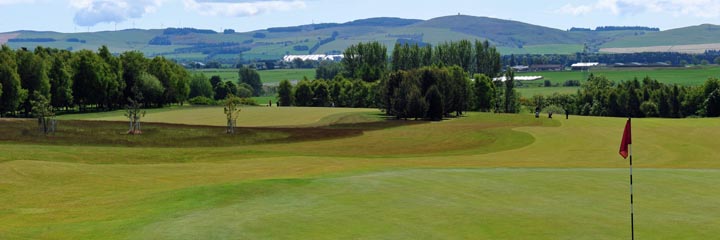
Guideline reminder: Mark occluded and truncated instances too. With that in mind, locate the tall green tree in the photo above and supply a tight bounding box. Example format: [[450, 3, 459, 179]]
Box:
[[189, 73, 214, 99], [71, 50, 108, 110], [214, 81, 229, 101], [238, 66, 263, 96], [120, 51, 147, 102], [148, 56, 178, 106], [136, 72, 165, 107], [316, 61, 342, 80], [503, 69, 518, 113], [312, 80, 330, 107], [425, 85, 444, 121], [473, 74, 495, 112], [294, 80, 314, 106], [0, 46, 25, 116], [475, 40, 502, 78], [17, 49, 50, 115], [98, 45, 125, 109], [48, 56, 73, 110], [703, 78, 720, 117], [278, 80, 293, 106], [172, 63, 190, 105], [342, 41, 387, 82]]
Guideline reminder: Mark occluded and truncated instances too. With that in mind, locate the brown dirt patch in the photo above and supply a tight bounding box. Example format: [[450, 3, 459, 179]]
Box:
[[0, 33, 20, 44]]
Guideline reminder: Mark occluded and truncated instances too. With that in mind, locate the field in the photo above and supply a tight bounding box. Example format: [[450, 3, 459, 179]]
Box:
[[515, 66, 720, 97], [601, 43, 720, 54], [192, 68, 316, 85], [191, 66, 720, 99], [2, 106, 720, 239]]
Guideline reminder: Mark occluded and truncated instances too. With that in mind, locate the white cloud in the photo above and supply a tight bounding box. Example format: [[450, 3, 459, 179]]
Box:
[[71, 0, 166, 26], [557, 0, 720, 18], [183, 0, 306, 17]]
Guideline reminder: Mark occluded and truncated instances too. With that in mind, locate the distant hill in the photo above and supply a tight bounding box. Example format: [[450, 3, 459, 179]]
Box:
[[601, 24, 720, 48], [2, 15, 719, 63], [411, 15, 584, 46]]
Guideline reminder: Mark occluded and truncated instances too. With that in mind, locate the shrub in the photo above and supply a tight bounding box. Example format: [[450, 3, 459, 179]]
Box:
[[240, 98, 258, 106], [189, 96, 216, 105]]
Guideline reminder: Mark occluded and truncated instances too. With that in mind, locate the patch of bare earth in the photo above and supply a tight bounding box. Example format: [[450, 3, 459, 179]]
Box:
[[0, 33, 20, 44], [601, 43, 720, 54]]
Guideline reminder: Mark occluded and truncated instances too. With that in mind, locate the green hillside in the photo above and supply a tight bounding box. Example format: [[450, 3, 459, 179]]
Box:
[[411, 15, 584, 46], [602, 24, 720, 48], [3, 15, 720, 61]]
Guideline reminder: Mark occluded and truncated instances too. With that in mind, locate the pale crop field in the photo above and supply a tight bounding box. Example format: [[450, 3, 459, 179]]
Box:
[[2, 109, 720, 239]]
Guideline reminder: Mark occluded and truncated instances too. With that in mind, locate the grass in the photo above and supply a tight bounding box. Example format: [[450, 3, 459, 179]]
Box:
[[516, 86, 580, 97], [518, 66, 720, 86], [2, 108, 720, 239], [498, 44, 584, 55], [257, 69, 316, 84], [58, 106, 378, 127], [515, 66, 720, 96], [190, 68, 316, 85]]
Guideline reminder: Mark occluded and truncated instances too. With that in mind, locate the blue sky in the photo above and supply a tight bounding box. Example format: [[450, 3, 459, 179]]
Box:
[[1, 0, 720, 33]]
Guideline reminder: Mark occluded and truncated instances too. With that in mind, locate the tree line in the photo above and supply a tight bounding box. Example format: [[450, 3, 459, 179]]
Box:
[[281, 40, 509, 120], [504, 52, 720, 67], [567, 74, 720, 118], [0, 45, 192, 117]]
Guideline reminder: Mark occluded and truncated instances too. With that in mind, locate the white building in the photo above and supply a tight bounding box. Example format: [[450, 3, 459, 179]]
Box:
[[283, 54, 343, 62]]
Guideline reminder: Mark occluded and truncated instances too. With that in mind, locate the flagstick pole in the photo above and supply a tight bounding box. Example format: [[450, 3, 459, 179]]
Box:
[[629, 119, 635, 240]]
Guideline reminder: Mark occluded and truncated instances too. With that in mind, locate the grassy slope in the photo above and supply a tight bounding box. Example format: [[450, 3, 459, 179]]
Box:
[[2, 110, 720, 239], [602, 24, 720, 48]]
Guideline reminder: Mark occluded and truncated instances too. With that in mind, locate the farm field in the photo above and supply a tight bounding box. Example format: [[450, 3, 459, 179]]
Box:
[[191, 66, 720, 98], [517, 66, 720, 86], [515, 66, 720, 97], [2, 107, 720, 239], [191, 68, 316, 85]]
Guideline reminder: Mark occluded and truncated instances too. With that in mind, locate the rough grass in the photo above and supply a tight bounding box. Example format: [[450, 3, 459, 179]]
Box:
[[2, 109, 720, 239], [57, 106, 378, 127]]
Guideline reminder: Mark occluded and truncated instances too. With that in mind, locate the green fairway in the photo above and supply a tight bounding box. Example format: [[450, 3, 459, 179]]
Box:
[[2, 109, 720, 239]]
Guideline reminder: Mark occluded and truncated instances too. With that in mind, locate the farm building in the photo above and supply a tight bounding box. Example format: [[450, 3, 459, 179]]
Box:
[[571, 62, 600, 70], [530, 64, 563, 71], [283, 54, 343, 62], [511, 65, 530, 72]]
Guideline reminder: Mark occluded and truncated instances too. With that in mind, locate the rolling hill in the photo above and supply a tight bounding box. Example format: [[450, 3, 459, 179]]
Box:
[[2, 15, 719, 63]]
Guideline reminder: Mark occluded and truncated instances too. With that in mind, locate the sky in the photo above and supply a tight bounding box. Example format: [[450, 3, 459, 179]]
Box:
[[1, 0, 720, 33]]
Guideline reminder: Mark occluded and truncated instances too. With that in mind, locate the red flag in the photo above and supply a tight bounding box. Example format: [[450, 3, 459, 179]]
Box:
[[619, 119, 632, 159]]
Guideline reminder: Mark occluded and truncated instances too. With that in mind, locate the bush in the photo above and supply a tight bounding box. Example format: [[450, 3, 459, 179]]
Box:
[[640, 101, 659, 117], [563, 80, 581, 87], [189, 96, 216, 105], [240, 98, 258, 106]]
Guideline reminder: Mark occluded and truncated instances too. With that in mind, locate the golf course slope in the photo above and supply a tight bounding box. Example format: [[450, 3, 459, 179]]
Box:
[[1, 107, 719, 239]]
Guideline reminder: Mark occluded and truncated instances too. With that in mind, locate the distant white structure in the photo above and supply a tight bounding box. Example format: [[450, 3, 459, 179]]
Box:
[[283, 54, 343, 62], [571, 62, 600, 68], [493, 76, 544, 82], [571, 62, 600, 70]]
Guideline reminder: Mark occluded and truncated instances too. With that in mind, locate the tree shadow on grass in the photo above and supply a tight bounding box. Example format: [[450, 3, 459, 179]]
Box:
[[0, 117, 423, 148]]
